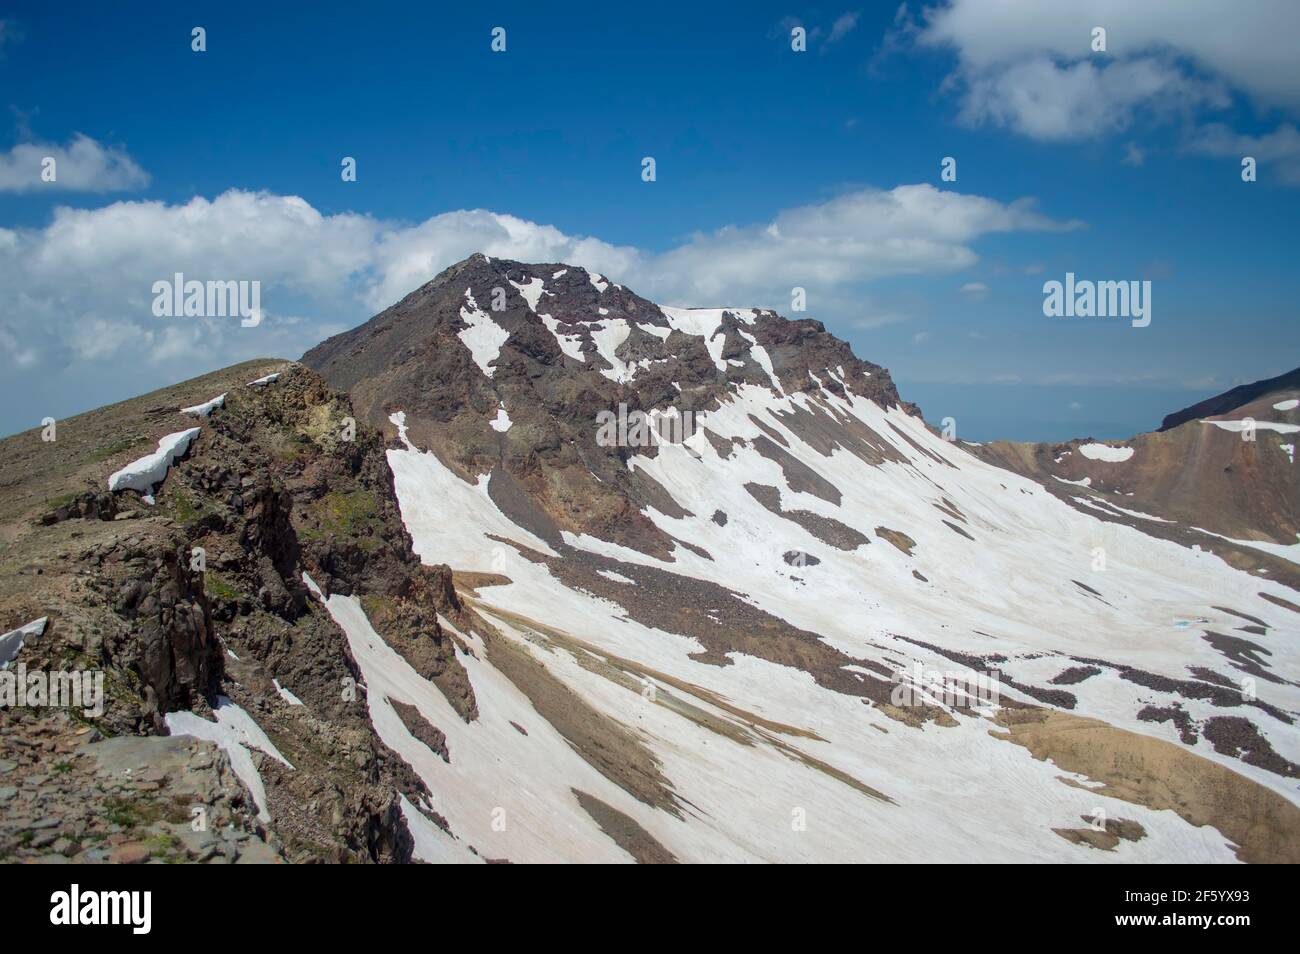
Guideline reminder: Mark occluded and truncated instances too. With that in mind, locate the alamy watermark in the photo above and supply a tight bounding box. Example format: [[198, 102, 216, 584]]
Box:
[[889, 662, 1000, 709], [1, 664, 104, 718], [1043, 272, 1151, 328], [152, 273, 262, 327], [596, 402, 702, 448]]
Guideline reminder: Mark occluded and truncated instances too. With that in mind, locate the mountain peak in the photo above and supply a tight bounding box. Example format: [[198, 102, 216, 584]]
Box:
[[309, 256, 911, 410], [302, 260, 915, 558]]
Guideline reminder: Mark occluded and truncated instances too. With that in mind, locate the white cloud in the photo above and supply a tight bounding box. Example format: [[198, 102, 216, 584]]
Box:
[[912, 0, 1299, 141], [827, 12, 860, 45], [642, 184, 1077, 305], [959, 281, 989, 297], [0, 134, 149, 193], [366, 208, 637, 312], [951, 56, 1226, 141]]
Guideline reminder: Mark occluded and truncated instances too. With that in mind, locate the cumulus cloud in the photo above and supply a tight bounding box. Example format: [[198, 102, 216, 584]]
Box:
[[0, 134, 149, 193], [366, 209, 638, 312], [643, 184, 1078, 305], [0, 184, 1077, 432], [911, 0, 1299, 141]]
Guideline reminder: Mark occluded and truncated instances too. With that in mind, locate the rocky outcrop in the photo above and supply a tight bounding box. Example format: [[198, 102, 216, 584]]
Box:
[[0, 362, 474, 863]]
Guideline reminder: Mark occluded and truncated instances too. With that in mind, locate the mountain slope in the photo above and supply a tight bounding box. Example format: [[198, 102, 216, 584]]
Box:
[[974, 370, 1299, 582], [5, 259, 1296, 864], [301, 256, 1300, 863]]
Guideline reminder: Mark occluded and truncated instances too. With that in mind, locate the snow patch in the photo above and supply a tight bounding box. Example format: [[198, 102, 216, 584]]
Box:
[[596, 569, 636, 585], [387, 412, 559, 564], [510, 276, 548, 312], [457, 288, 510, 378], [247, 372, 280, 388], [589, 318, 633, 382], [107, 428, 201, 494], [181, 393, 225, 417], [1078, 443, 1134, 463], [737, 328, 782, 392], [541, 315, 587, 363], [637, 322, 671, 340], [659, 307, 728, 370], [490, 403, 512, 433], [164, 696, 291, 822], [1, 617, 46, 669], [1273, 399, 1298, 411], [273, 679, 304, 706], [1203, 419, 1300, 434]]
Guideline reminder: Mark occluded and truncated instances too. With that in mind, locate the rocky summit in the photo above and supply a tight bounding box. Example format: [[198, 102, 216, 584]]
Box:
[[2, 256, 1299, 864]]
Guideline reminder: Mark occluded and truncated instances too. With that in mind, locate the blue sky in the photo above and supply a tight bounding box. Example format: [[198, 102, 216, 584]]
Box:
[[1, 0, 1297, 440]]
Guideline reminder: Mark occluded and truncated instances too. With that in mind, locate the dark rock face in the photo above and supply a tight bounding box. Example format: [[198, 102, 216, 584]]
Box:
[[106, 539, 221, 721], [303, 253, 916, 559], [1159, 366, 1300, 431]]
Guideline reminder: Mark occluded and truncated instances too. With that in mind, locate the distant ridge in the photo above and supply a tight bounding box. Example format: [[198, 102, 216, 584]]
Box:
[[1159, 366, 1300, 431]]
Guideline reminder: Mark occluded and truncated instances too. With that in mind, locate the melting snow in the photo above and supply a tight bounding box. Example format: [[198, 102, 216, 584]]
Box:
[[1, 617, 46, 669], [1273, 399, 1298, 411], [247, 372, 280, 388], [164, 696, 291, 822], [273, 679, 304, 706], [659, 307, 728, 370], [1191, 527, 1300, 565], [387, 412, 558, 563], [490, 403, 512, 432], [458, 289, 510, 378], [1203, 419, 1300, 434], [541, 315, 588, 363], [1078, 443, 1134, 462], [588, 319, 633, 382], [510, 277, 548, 312], [181, 393, 225, 417], [637, 322, 671, 340], [596, 569, 635, 585], [107, 428, 201, 494], [736, 328, 782, 392], [372, 339, 1298, 862]]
